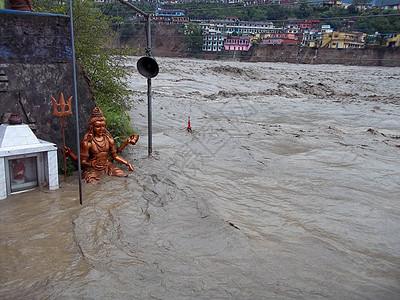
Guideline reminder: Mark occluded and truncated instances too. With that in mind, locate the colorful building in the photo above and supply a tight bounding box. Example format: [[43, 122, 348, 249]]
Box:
[[293, 19, 323, 31], [152, 9, 188, 24], [302, 29, 323, 47], [321, 31, 366, 48], [224, 36, 252, 51], [386, 33, 400, 47], [262, 33, 299, 45]]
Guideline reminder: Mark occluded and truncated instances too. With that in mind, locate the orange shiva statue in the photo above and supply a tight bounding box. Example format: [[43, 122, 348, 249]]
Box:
[[64, 107, 139, 183]]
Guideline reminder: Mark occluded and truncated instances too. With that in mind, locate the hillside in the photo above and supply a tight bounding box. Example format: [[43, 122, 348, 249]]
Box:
[[122, 25, 187, 58]]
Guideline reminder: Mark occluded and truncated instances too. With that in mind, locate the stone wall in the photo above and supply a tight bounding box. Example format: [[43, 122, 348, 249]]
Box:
[[0, 9, 95, 162]]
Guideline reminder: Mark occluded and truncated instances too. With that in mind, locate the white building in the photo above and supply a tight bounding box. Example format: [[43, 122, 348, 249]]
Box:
[[202, 29, 227, 52], [200, 19, 278, 36]]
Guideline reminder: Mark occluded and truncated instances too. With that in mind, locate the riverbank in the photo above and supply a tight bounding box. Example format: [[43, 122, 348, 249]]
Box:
[[123, 25, 400, 67]]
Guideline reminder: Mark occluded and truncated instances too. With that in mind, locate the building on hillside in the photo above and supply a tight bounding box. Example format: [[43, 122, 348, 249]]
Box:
[[199, 19, 279, 36], [243, 0, 256, 5], [320, 24, 334, 34], [152, 15, 189, 24], [171, 16, 189, 24], [292, 19, 323, 30], [243, 0, 270, 4], [379, 0, 400, 9], [280, 0, 295, 3], [262, 33, 299, 45], [302, 29, 323, 47], [153, 9, 186, 17], [385, 33, 400, 47], [300, 25, 333, 48], [152, 8, 188, 24], [284, 23, 300, 34], [202, 30, 227, 52], [323, 0, 342, 6], [224, 35, 252, 51], [190, 17, 212, 24], [321, 31, 366, 48], [226, 16, 239, 22]]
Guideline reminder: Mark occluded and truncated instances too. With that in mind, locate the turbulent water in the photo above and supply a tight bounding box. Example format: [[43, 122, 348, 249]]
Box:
[[1, 57, 400, 299]]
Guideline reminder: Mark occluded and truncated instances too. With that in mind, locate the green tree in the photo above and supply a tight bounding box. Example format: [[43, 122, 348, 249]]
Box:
[[375, 34, 388, 46], [297, 0, 312, 19], [347, 5, 358, 14], [181, 22, 203, 54], [32, 0, 134, 139]]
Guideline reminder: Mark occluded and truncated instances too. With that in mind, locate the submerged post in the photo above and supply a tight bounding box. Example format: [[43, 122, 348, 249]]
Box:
[[68, 0, 83, 205]]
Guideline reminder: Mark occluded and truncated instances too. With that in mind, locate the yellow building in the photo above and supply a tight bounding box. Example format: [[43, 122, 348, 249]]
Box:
[[324, 0, 342, 5], [386, 33, 400, 47], [321, 32, 366, 49]]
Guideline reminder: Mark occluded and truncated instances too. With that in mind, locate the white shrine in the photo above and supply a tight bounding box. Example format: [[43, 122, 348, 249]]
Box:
[[0, 122, 59, 199]]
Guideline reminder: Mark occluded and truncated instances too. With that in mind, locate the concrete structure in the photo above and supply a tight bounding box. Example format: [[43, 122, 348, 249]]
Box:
[[293, 19, 323, 30], [320, 24, 334, 34], [302, 29, 323, 48], [321, 31, 366, 48], [199, 19, 279, 36], [224, 35, 251, 51], [152, 8, 189, 24], [386, 33, 400, 47], [285, 23, 300, 34], [0, 123, 58, 199], [262, 33, 299, 45], [203, 30, 227, 52], [379, 0, 400, 9]]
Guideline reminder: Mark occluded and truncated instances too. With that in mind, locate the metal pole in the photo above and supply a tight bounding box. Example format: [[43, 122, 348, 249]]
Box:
[[69, 0, 83, 205], [115, 0, 154, 158], [147, 77, 152, 157], [147, 15, 152, 158]]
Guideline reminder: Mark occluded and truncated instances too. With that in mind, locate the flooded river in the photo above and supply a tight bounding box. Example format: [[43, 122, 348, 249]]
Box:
[[1, 57, 400, 299]]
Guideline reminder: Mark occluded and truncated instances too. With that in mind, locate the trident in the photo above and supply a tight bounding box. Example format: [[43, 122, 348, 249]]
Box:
[[52, 93, 73, 182]]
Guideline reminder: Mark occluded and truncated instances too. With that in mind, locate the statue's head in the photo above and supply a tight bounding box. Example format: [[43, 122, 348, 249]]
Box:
[[88, 107, 106, 133]]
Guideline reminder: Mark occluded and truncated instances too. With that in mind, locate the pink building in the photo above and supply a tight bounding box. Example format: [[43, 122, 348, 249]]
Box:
[[224, 36, 252, 51]]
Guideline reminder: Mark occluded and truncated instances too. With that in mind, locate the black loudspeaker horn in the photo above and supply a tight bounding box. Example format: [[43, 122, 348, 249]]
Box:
[[137, 56, 159, 79]]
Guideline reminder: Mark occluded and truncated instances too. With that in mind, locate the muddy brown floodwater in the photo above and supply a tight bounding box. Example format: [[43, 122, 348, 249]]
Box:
[[1, 57, 400, 299]]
